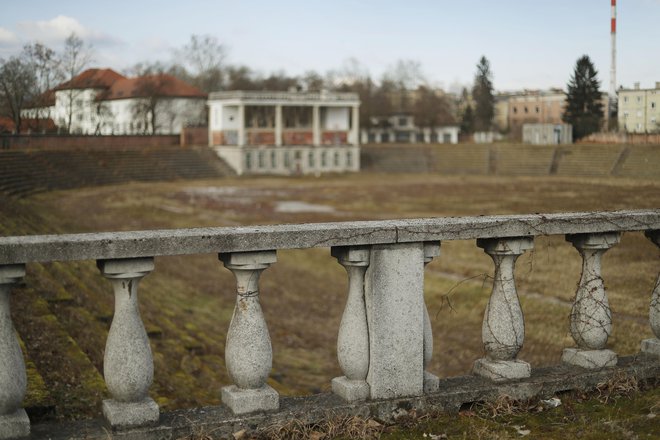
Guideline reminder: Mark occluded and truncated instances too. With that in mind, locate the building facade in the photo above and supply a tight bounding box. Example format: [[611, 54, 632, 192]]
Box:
[[361, 114, 459, 144], [522, 123, 572, 145], [618, 82, 660, 133], [24, 69, 206, 135], [208, 90, 360, 175]]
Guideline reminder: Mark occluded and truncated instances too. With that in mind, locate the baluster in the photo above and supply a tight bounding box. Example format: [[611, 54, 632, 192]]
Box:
[[219, 251, 278, 414], [473, 237, 533, 381], [562, 233, 620, 369], [97, 258, 159, 429], [642, 231, 660, 356], [423, 242, 440, 393], [0, 265, 29, 440], [330, 246, 370, 401]]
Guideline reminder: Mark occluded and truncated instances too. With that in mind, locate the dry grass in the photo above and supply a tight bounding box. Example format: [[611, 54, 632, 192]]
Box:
[[4, 172, 660, 421]]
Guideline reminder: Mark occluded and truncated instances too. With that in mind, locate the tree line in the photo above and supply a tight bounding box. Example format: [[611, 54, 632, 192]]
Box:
[[1, 32, 605, 139]]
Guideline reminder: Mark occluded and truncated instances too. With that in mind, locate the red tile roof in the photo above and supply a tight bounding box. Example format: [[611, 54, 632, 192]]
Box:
[[55, 68, 126, 91], [101, 74, 206, 100]]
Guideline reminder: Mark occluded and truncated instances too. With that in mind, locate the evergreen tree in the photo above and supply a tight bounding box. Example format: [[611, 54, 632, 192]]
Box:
[[472, 56, 494, 132], [460, 104, 475, 134], [563, 55, 604, 139]]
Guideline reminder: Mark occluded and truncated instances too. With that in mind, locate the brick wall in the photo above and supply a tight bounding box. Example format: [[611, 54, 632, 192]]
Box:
[[0, 134, 180, 151]]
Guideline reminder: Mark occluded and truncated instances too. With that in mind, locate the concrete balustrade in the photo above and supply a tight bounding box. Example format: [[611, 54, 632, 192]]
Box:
[[97, 258, 159, 429], [562, 233, 621, 369], [0, 265, 29, 440], [642, 231, 660, 356], [473, 237, 534, 381], [0, 211, 659, 438]]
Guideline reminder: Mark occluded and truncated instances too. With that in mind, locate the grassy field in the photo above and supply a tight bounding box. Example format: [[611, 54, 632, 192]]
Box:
[[3, 172, 660, 436]]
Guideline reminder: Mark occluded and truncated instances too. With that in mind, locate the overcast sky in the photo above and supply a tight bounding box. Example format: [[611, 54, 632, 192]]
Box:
[[1, 0, 659, 93]]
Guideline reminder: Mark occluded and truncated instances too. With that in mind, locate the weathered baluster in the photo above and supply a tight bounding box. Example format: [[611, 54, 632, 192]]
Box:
[[330, 246, 370, 402], [219, 251, 278, 414], [423, 242, 440, 393], [562, 233, 620, 369], [473, 237, 533, 381], [642, 230, 660, 356], [97, 258, 159, 429], [0, 265, 30, 440]]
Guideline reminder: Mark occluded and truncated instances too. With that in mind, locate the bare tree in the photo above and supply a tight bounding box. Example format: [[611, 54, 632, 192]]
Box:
[[130, 63, 181, 135], [174, 34, 226, 93], [382, 59, 426, 112], [60, 33, 93, 133], [24, 42, 61, 128], [0, 53, 37, 133]]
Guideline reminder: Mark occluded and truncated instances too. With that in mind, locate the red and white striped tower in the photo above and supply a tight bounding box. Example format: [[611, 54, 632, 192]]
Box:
[[609, 0, 617, 115]]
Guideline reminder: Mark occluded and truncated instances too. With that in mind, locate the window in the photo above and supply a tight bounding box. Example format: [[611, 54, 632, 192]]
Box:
[[308, 152, 315, 168], [258, 151, 265, 168], [524, 107, 528, 113], [321, 151, 327, 168], [346, 151, 353, 167], [334, 151, 340, 167], [271, 151, 276, 168], [535, 106, 540, 113], [637, 96, 642, 103], [398, 117, 407, 127], [624, 96, 628, 103], [513, 107, 518, 114], [284, 151, 291, 168], [652, 102, 656, 109], [245, 152, 252, 170]]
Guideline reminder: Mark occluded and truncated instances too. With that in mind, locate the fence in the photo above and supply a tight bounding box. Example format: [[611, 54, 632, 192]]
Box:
[[0, 210, 659, 438]]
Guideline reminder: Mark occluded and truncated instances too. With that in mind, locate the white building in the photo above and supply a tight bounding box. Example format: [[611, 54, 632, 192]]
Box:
[[361, 114, 459, 144], [208, 90, 360, 175], [24, 68, 206, 135]]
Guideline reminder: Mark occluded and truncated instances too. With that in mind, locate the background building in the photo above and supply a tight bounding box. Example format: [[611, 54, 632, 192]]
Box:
[[618, 82, 660, 133], [24, 68, 206, 135], [522, 123, 572, 144], [361, 114, 459, 144], [208, 90, 360, 175]]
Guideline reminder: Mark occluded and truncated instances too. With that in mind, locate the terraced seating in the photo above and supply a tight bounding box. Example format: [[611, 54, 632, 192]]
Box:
[[554, 145, 623, 177], [361, 146, 434, 173], [433, 145, 490, 175], [493, 144, 555, 176], [0, 147, 234, 197], [617, 146, 660, 179]]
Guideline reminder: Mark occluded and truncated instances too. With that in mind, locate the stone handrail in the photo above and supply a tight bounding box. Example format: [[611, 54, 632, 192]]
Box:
[[1, 210, 659, 438]]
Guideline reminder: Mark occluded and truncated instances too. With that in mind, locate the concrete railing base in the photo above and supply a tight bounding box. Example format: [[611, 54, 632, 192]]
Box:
[[30, 354, 660, 440]]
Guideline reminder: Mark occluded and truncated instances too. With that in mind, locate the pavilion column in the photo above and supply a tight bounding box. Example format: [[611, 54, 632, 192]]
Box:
[[98, 257, 159, 430], [0, 265, 30, 440], [238, 104, 245, 146], [312, 105, 321, 146], [473, 237, 533, 381], [642, 231, 660, 356], [275, 105, 282, 147], [351, 105, 360, 146], [562, 232, 621, 369]]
